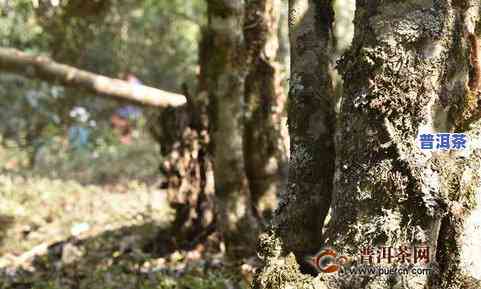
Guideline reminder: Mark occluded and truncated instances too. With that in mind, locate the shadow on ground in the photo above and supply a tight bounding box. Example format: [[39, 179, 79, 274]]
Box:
[[0, 221, 246, 289]]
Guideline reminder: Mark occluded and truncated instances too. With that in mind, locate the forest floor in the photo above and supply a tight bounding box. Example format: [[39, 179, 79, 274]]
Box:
[[0, 136, 252, 289]]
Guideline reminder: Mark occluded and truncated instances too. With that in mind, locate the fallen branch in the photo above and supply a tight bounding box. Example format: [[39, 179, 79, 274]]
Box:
[[0, 47, 187, 107]]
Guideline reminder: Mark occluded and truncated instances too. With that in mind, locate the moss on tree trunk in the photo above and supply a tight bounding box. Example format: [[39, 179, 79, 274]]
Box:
[[273, 0, 336, 272], [254, 1, 481, 288]]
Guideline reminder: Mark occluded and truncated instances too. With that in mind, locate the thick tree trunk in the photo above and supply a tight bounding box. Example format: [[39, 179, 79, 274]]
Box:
[[0, 47, 186, 107], [154, 0, 289, 256], [321, 1, 481, 288], [244, 0, 288, 221], [254, 1, 481, 289], [269, 0, 336, 272], [205, 0, 260, 259]]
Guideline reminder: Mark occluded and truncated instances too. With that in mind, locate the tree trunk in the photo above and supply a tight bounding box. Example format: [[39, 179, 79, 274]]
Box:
[[244, 0, 288, 222], [205, 0, 260, 259], [149, 83, 214, 246], [323, 1, 481, 288], [154, 0, 290, 256], [254, 1, 481, 289], [270, 0, 336, 272]]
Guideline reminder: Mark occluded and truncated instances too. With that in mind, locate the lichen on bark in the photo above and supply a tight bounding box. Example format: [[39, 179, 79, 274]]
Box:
[[324, 1, 481, 288], [271, 0, 336, 273], [254, 1, 481, 288]]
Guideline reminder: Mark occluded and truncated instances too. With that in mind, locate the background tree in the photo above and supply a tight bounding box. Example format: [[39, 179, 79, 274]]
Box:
[[203, 0, 261, 259], [201, 0, 290, 258], [244, 0, 289, 221]]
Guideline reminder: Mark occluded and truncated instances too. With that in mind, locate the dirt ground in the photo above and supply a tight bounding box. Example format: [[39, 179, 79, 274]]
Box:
[[0, 139, 253, 289]]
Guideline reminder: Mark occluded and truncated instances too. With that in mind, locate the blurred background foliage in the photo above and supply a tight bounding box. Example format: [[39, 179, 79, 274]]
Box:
[[0, 0, 205, 170]]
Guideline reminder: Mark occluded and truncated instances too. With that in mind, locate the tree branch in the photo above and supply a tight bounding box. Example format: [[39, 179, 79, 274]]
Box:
[[0, 47, 187, 107]]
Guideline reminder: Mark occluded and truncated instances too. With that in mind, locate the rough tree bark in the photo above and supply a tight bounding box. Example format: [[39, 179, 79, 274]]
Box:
[[244, 0, 288, 221], [150, 84, 215, 247], [260, 0, 336, 272], [204, 0, 260, 259], [152, 0, 289, 254], [254, 1, 481, 289], [0, 47, 186, 107]]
